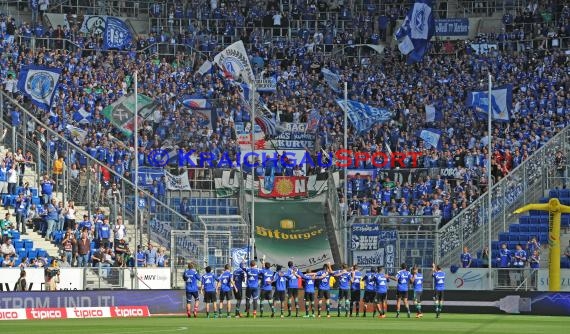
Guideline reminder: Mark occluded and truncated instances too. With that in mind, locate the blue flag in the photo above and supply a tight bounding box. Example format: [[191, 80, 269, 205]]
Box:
[[417, 128, 442, 150], [425, 103, 443, 122], [103, 17, 132, 50], [264, 164, 275, 192], [17, 66, 61, 110], [466, 85, 513, 122], [306, 109, 321, 132], [73, 108, 92, 125], [395, 0, 435, 64], [336, 100, 392, 133], [321, 68, 340, 92]]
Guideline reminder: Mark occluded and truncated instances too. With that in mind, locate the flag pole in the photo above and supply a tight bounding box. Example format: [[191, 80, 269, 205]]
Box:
[[250, 78, 256, 262], [134, 70, 139, 269], [487, 72, 493, 290], [343, 81, 348, 263]]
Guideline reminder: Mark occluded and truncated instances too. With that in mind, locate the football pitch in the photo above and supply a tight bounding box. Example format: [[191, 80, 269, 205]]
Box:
[[3, 314, 569, 334]]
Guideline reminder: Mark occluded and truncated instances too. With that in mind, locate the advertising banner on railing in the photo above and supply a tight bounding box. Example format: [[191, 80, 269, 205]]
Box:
[[132, 268, 171, 290], [444, 268, 490, 290], [254, 200, 333, 270], [0, 268, 84, 291], [350, 224, 397, 269], [537, 269, 570, 291], [258, 176, 308, 198], [435, 18, 469, 36], [0, 306, 150, 321]]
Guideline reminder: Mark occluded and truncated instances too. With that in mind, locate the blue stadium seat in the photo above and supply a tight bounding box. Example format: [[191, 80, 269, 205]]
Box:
[[539, 197, 549, 203], [530, 210, 548, 216], [539, 233, 549, 243], [549, 189, 559, 198], [189, 198, 197, 206], [509, 225, 519, 233], [31, 196, 41, 205], [17, 248, 27, 259], [11, 231, 20, 241], [492, 241, 500, 250], [563, 216, 570, 228], [519, 216, 531, 224], [27, 250, 37, 259], [538, 216, 549, 224], [31, 188, 39, 197], [13, 240, 24, 249], [508, 241, 519, 250], [558, 197, 570, 205], [529, 224, 540, 233], [499, 232, 509, 242], [36, 249, 47, 258], [207, 207, 217, 215], [509, 233, 518, 241], [518, 225, 530, 233], [539, 224, 549, 233], [197, 207, 207, 214], [198, 198, 207, 206], [561, 189, 570, 197], [561, 257, 570, 269], [229, 207, 238, 215], [23, 240, 33, 250]]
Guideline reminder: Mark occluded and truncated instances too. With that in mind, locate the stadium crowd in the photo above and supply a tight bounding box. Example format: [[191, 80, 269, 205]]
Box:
[[0, 0, 569, 270]]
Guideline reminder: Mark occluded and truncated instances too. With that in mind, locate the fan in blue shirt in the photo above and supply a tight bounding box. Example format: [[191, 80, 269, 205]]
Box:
[[394, 263, 412, 318], [411, 267, 424, 318], [432, 263, 446, 318], [260, 262, 276, 317], [200, 266, 218, 318], [315, 263, 333, 318], [216, 264, 234, 318], [350, 265, 363, 317], [332, 264, 351, 317], [240, 260, 262, 317], [461, 246, 472, 268], [182, 263, 200, 318]]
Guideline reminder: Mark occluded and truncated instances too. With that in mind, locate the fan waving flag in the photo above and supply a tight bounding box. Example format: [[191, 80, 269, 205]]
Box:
[[73, 108, 92, 125], [425, 103, 443, 123], [321, 68, 340, 92], [255, 115, 278, 136], [103, 16, 133, 50], [213, 40, 255, 87], [180, 95, 211, 109], [17, 66, 61, 110], [466, 85, 513, 122], [336, 99, 392, 133], [394, 0, 435, 64], [417, 128, 443, 150]]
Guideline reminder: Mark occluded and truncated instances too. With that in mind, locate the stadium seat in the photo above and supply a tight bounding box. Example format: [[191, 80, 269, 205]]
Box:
[[561, 189, 570, 197], [529, 224, 540, 233], [539, 233, 549, 243], [508, 241, 519, 250], [207, 207, 217, 215], [519, 216, 530, 224], [509, 233, 518, 241], [31, 188, 39, 197], [31, 196, 41, 205], [530, 210, 548, 216], [36, 249, 47, 258], [549, 189, 559, 198], [491, 241, 499, 250], [17, 248, 27, 259], [562, 257, 570, 269], [518, 225, 530, 233], [27, 250, 37, 259], [509, 225, 520, 233], [229, 208, 238, 215], [13, 240, 24, 249], [539, 224, 549, 233], [197, 207, 207, 214], [23, 240, 33, 250], [499, 233, 509, 242], [11, 231, 21, 241], [538, 216, 549, 224]]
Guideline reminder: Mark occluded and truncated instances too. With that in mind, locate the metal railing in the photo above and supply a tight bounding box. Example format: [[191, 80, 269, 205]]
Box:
[[438, 126, 570, 268], [48, 0, 152, 17]]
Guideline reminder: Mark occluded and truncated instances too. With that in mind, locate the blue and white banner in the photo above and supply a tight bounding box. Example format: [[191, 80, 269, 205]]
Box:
[[17, 66, 61, 110], [351, 224, 397, 269], [466, 85, 513, 122], [425, 103, 443, 122], [137, 167, 165, 188], [196, 60, 213, 76], [255, 78, 277, 93], [305, 109, 321, 133], [417, 128, 443, 150], [435, 18, 469, 36], [321, 68, 340, 92], [394, 0, 435, 64], [213, 40, 255, 87], [231, 247, 251, 268], [336, 100, 392, 133], [103, 16, 132, 50]]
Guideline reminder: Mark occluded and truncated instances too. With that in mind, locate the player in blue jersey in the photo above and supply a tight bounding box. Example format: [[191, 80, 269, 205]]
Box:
[[183, 263, 201, 318], [241, 259, 262, 318], [217, 264, 234, 318], [411, 266, 424, 318], [273, 265, 288, 318], [286, 261, 300, 317], [432, 263, 446, 318], [233, 265, 245, 317], [374, 267, 390, 318], [394, 263, 412, 318], [362, 267, 377, 317], [260, 261, 276, 317], [349, 265, 363, 317], [332, 264, 351, 317], [297, 270, 317, 317], [200, 266, 218, 318], [315, 263, 333, 318]]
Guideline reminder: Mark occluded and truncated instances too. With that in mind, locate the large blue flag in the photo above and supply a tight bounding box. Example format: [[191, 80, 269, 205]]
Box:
[[466, 85, 513, 122], [103, 17, 132, 50], [321, 68, 340, 92], [336, 100, 392, 133], [395, 0, 435, 64], [417, 128, 443, 150], [17, 66, 61, 110]]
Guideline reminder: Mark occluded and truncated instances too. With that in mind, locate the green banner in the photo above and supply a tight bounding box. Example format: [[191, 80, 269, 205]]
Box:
[[254, 201, 333, 270], [102, 94, 155, 136]]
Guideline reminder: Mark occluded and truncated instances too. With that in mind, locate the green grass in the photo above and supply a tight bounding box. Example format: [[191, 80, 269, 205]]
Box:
[[3, 314, 569, 334]]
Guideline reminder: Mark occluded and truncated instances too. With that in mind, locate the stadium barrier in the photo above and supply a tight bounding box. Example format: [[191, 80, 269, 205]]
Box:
[[0, 306, 150, 321]]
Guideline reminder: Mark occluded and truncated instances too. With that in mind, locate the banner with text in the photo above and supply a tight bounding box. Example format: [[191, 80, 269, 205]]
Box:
[[0, 268, 83, 291], [258, 176, 308, 198], [435, 18, 469, 36], [350, 224, 397, 269], [254, 200, 333, 270]]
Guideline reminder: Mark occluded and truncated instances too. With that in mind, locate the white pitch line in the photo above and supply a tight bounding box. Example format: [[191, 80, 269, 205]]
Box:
[[120, 327, 187, 334]]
